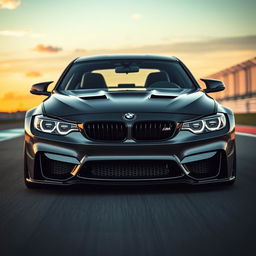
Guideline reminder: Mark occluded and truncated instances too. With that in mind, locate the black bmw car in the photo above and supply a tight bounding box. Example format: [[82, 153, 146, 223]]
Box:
[[24, 55, 236, 188]]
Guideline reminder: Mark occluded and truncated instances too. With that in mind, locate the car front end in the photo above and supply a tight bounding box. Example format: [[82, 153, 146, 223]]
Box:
[[24, 55, 236, 187]]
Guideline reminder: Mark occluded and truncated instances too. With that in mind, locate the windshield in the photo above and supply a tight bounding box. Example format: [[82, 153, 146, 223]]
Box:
[[57, 60, 196, 93]]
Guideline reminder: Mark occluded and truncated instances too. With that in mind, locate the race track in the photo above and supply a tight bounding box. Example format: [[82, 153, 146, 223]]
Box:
[[0, 130, 255, 256]]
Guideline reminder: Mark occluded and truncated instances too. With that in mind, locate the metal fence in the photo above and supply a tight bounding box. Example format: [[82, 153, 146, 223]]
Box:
[[208, 57, 256, 113]]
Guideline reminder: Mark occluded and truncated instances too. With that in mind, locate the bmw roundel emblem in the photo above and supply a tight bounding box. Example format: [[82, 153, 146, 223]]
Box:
[[124, 113, 136, 120]]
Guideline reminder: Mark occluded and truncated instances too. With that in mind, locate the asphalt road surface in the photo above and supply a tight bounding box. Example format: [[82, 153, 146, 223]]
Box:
[[0, 131, 256, 256]]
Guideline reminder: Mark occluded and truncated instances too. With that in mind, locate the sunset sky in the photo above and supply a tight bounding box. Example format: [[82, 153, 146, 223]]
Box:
[[0, 0, 256, 111]]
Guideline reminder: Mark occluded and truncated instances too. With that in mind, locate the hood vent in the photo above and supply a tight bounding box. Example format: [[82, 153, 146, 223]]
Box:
[[150, 94, 176, 99], [80, 95, 107, 100]]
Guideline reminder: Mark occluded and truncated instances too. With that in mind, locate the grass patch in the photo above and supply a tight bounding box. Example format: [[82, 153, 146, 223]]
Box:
[[235, 113, 256, 126]]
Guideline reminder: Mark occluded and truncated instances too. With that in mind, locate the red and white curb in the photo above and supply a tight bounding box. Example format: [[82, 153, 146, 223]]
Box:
[[236, 125, 256, 138]]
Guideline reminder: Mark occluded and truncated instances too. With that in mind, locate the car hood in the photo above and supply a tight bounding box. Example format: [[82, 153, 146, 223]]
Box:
[[43, 90, 216, 122]]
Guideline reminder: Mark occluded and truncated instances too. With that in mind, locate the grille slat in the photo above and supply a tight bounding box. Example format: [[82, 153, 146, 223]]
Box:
[[84, 120, 176, 141], [97, 123, 100, 138], [133, 121, 175, 140], [84, 121, 127, 141]]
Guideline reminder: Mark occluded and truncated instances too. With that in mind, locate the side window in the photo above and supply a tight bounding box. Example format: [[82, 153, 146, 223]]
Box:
[[64, 74, 75, 90], [169, 64, 194, 88]]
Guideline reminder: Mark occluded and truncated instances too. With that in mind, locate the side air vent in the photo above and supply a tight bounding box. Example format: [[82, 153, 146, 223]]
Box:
[[40, 154, 74, 180], [80, 95, 107, 100], [184, 152, 221, 179], [83, 121, 127, 141], [150, 94, 177, 99]]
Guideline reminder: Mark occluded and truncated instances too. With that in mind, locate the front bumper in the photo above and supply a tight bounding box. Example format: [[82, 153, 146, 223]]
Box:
[[24, 117, 236, 186]]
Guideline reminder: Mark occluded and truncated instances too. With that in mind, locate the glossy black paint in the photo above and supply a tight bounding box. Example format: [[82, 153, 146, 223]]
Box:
[[30, 81, 53, 96], [201, 78, 225, 93], [24, 55, 236, 188], [43, 91, 216, 121]]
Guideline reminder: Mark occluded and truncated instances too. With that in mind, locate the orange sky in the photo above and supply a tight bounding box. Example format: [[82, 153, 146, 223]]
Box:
[[0, 0, 256, 112]]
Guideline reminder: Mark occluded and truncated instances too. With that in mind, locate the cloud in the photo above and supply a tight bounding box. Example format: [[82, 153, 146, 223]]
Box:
[[167, 35, 256, 53], [0, 0, 20, 10], [101, 35, 256, 54], [33, 44, 62, 53], [70, 35, 256, 58], [74, 48, 87, 53], [25, 71, 41, 77], [0, 29, 31, 37], [0, 29, 44, 37], [0, 63, 11, 71], [131, 13, 142, 20]]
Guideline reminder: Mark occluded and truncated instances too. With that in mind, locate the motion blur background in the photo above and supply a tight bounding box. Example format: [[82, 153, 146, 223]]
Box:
[[0, 0, 256, 124]]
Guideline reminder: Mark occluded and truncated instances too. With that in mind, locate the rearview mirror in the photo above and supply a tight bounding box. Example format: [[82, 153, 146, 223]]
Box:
[[30, 81, 53, 96], [115, 64, 139, 73], [201, 78, 225, 93]]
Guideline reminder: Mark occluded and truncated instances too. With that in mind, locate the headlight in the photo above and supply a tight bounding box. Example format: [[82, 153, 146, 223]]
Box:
[[34, 115, 79, 135], [182, 113, 226, 134]]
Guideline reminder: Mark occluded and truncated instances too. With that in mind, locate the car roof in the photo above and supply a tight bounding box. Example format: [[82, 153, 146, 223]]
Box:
[[75, 54, 179, 63]]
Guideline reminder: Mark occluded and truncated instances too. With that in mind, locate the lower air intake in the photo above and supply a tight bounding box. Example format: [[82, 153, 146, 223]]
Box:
[[78, 160, 182, 179], [184, 152, 221, 179], [40, 154, 74, 179]]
